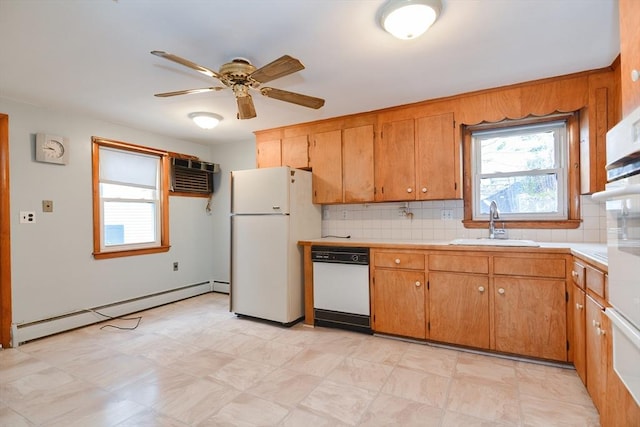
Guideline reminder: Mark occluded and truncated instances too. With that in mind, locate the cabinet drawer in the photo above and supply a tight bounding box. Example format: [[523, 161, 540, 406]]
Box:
[[494, 257, 566, 278], [586, 265, 605, 298], [572, 261, 586, 289], [374, 251, 425, 270], [429, 254, 489, 274]]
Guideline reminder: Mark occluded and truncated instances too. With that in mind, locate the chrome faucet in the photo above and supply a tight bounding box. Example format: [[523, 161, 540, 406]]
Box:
[[489, 200, 500, 239]]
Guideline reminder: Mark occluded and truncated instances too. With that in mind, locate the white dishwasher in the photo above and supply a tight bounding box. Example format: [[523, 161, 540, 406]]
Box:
[[311, 246, 371, 334]]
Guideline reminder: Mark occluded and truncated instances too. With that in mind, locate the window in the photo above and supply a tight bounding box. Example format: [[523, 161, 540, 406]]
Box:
[[463, 115, 581, 229], [92, 137, 170, 259]]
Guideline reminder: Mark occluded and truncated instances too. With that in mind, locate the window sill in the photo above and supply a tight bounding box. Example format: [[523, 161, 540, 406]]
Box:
[[93, 245, 170, 260], [462, 219, 582, 229]]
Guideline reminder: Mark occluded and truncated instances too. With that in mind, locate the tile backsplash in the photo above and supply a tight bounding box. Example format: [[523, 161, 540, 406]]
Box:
[[321, 196, 606, 243]]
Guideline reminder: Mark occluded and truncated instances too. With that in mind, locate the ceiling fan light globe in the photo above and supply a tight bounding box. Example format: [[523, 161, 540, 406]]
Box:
[[381, 0, 441, 40], [189, 112, 222, 129]]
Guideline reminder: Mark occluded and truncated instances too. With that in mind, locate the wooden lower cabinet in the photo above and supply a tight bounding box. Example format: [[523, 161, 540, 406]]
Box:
[[585, 294, 608, 415], [429, 272, 489, 348], [493, 277, 567, 361], [572, 284, 587, 384], [372, 269, 426, 339]]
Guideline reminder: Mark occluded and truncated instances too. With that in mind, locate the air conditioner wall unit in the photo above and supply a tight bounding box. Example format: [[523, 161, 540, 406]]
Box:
[[171, 157, 220, 194]]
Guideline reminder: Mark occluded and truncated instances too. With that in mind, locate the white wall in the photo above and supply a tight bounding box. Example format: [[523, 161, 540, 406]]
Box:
[[3, 98, 220, 327], [208, 140, 256, 285]]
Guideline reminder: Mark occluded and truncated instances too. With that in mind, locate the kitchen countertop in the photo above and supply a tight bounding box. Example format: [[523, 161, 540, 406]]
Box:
[[299, 238, 608, 271]]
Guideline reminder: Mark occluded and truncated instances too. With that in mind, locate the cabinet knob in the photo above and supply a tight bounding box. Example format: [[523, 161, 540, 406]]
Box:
[[415, 281, 421, 287], [407, 188, 413, 193], [571, 271, 578, 278], [598, 328, 606, 336], [498, 288, 505, 295], [478, 286, 485, 292], [593, 320, 601, 328], [632, 69, 640, 82], [394, 258, 401, 264], [576, 303, 584, 310], [421, 187, 427, 193]]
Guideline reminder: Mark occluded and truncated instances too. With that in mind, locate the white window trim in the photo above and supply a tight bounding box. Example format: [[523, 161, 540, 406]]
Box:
[[471, 121, 568, 221]]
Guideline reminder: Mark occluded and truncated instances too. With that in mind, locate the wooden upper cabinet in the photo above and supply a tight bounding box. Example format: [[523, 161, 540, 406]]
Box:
[[311, 130, 342, 204], [620, 0, 640, 116], [256, 138, 281, 169], [415, 112, 459, 200], [281, 135, 309, 169], [375, 118, 415, 201], [342, 124, 374, 203]]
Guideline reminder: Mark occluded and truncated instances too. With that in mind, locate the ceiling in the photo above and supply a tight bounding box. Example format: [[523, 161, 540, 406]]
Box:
[[0, 0, 620, 146]]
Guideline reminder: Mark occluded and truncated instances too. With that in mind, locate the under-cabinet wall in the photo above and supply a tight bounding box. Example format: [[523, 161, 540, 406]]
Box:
[[321, 196, 606, 243]]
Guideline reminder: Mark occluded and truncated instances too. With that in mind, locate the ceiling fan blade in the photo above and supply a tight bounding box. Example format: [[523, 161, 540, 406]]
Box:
[[154, 87, 225, 97], [260, 87, 325, 109], [249, 55, 305, 83], [237, 94, 257, 119], [151, 50, 222, 79]]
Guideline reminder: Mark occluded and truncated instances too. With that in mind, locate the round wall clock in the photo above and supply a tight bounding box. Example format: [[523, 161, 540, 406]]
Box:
[[35, 133, 68, 165]]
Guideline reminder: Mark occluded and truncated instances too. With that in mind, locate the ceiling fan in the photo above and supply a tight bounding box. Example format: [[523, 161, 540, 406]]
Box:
[[151, 51, 325, 120]]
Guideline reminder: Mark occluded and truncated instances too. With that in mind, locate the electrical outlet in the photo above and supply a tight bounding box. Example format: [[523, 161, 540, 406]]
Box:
[[342, 210, 348, 219], [173, 262, 179, 271], [440, 209, 453, 220], [20, 211, 36, 224]]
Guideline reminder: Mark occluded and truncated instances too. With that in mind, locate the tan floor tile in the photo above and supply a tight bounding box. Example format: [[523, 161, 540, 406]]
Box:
[[249, 368, 323, 407], [0, 349, 51, 383], [516, 362, 592, 406], [446, 377, 521, 424], [381, 366, 450, 407], [162, 347, 235, 377], [454, 352, 518, 387], [208, 357, 276, 390], [327, 356, 394, 391], [280, 407, 351, 427], [199, 393, 289, 426], [358, 394, 443, 426], [45, 396, 146, 427], [240, 339, 304, 366], [520, 394, 600, 426], [349, 335, 410, 365], [286, 348, 345, 377], [398, 344, 458, 377], [0, 402, 35, 427], [299, 380, 378, 426], [442, 410, 518, 427], [115, 409, 190, 426], [151, 377, 241, 425]]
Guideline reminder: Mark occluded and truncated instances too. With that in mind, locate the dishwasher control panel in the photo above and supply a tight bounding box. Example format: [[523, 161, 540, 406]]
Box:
[[311, 246, 369, 265]]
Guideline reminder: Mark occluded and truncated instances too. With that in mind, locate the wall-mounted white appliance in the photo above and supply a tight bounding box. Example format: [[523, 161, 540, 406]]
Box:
[[592, 105, 640, 406], [230, 166, 321, 324]]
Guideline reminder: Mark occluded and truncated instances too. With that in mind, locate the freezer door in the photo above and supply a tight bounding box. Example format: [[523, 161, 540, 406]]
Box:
[[231, 166, 291, 214], [231, 215, 303, 323]]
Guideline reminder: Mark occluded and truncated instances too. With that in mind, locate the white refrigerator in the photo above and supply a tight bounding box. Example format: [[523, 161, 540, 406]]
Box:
[[230, 166, 321, 324]]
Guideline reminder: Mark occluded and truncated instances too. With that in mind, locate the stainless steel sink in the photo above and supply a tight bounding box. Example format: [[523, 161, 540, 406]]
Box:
[[450, 238, 540, 247]]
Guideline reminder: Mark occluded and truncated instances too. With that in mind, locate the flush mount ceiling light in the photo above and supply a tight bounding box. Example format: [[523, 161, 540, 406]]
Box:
[[380, 0, 442, 40], [188, 112, 223, 129]]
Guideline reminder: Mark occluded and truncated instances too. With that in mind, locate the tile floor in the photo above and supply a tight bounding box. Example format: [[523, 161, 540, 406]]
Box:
[[0, 292, 600, 426]]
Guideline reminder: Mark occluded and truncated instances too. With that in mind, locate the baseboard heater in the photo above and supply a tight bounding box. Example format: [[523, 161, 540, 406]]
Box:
[[12, 281, 212, 346]]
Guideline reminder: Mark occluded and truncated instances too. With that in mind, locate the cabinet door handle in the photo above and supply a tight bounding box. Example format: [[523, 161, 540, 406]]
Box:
[[576, 303, 584, 310], [415, 281, 421, 287], [407, 188, 413, 193], [478, 286, 485, 292], [394, 258, 401, 264], [632, 69, 639, 82], [421, 187, 427, 193], [498, 288, 505, 295]]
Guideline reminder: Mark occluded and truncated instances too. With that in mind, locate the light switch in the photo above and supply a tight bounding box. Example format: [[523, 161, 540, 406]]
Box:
[[42, 200, 53, 212]]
